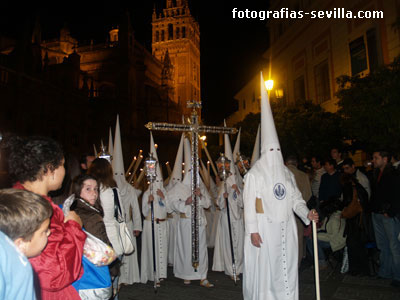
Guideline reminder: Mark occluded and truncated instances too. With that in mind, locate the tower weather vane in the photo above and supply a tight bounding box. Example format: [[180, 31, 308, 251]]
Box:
[[145, 100, 237, 270]]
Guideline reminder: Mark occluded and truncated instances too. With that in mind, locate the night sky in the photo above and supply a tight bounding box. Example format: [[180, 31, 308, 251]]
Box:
[[0, 0, 269, 125]]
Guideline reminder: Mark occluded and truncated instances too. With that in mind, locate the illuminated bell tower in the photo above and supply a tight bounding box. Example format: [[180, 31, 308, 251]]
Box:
[[152, 0, 200, 116]]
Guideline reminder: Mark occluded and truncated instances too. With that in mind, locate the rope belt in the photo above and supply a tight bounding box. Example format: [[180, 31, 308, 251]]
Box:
[[256, 197, 264, 214], [145, 215, 167, 223]]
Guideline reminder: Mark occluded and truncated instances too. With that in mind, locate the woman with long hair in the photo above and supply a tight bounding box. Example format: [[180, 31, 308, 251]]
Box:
[[2, 136, 86, 300]]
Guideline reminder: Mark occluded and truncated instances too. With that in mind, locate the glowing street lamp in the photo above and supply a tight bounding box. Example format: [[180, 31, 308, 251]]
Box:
[[264, 79, 274, 91]]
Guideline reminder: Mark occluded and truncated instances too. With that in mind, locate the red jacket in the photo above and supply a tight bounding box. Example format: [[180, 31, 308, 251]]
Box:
[[14, 183, 86, 300]]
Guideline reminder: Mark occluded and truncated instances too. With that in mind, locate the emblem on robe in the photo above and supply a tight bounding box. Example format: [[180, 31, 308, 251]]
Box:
[[273, 183, 286, 200]]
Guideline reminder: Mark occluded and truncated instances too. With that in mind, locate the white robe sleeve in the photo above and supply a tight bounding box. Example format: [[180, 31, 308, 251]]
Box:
[[142, 190, 151, 218], [126, 184, 142, 231], [243, 173, 259, 234], [169, 184, 191, 216], [200, 185, 211, 209], [291, 176, 310, 225]]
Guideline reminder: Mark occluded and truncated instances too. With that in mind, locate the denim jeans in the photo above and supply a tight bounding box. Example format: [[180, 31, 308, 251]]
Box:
[[372, 213, 400, 281], [306, 237, 331, 264]]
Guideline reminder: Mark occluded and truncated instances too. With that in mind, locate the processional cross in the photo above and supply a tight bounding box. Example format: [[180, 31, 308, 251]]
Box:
[[145, 100, 237, 270]]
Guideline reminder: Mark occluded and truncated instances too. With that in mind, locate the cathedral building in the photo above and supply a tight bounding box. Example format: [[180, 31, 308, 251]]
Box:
[[0, 1, 201, 164]]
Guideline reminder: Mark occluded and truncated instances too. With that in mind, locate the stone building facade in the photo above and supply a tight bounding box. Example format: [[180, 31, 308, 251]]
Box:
[[228, 0, 400, 126], [0, 1, 200, 164]]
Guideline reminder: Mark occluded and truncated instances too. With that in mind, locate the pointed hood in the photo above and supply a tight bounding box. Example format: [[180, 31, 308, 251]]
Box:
[[182, 137, 192, 185], [250, 124, 260, 167], [223, 120, 236, 178], [249, 72, 290, 222], [200, 159, 210, 190], [259, 72, 283, 164], [108, 127, 114, 157], [232, 127, 243, 183], [149, 132, 163, 188], [166, 133, 184, 191], [232, 127, 241, 163], [112, 115, 124, 178]]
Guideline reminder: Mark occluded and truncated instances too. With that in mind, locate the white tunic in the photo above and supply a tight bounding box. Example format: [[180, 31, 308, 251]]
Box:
[[140, 184, 170, 283], [118, 181, 142, 285], [99, 186, 125, 256], [166, 211, 178, 265], [212, 175, 244, 276], [169, 180, 211, 280], [243, 164, 310, 300], [165, 181, 180, 266], [205, 178, 218, 248]]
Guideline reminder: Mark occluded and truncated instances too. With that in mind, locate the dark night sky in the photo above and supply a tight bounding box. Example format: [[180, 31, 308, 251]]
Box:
[[0, 0, 269, 124]]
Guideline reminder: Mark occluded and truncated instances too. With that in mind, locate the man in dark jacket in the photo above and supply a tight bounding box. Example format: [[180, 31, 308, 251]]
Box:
[[371, 150, 400, 287]]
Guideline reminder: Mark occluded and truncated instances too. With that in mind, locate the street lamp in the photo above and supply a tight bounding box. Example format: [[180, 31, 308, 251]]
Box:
[[264, 79, 274, 91]]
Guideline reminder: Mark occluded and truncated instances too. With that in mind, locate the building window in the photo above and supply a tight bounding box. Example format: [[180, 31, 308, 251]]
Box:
[[168, 24, 173, 40], [366, 28, 382, 73], [349, 36, 367, 75], [294, 75, 306, 102], [161, 30, 165, 41], [156, 31, 159, 42], [176, 27, 180, 39], [314, 60, 331, 103], [182, 26, 186, 38]]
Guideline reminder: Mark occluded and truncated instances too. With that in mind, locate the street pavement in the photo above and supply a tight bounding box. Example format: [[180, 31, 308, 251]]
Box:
[[119, 249, 400, 300]]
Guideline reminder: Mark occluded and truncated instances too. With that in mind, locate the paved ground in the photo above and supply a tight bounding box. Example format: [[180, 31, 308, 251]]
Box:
[[119, 249, 400, 300]]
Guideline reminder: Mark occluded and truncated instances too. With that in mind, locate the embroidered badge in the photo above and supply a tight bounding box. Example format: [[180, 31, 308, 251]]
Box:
[[273, 183, 286, 200], [158, 198, 165, 207]]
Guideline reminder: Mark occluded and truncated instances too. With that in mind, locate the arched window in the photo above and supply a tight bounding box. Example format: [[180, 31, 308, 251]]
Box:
[[176, 27, 180, 39], [182, 26, 186, 38], [155, 31, 159, 42], [161, 30, 165, 41]]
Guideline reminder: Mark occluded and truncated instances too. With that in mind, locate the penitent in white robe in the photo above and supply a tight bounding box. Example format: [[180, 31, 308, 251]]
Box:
[[212, 175, 244, 276], [140, 185, 170, 283], [205, 178, 218, 248], [118, 182, 142, 285], [166, 211, 178, 265], [168, 180, 212, 280], [243, 163, 310, 300], [165, 182, 180, 266]]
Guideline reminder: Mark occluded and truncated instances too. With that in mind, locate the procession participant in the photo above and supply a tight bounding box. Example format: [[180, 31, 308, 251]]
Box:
[[201, 159, 218, 248], [212, 128, 244, 280], [112, 115, 142, 285], [140, 133, 170, 286], [242, 73, 318, 300], [232, 127, 244, 188], [3, 135, 86, 300], [168, 137, 214, 287], [164, 134, 184, 267]]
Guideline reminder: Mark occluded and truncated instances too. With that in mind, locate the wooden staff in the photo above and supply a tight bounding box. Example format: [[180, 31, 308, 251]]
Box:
[[125, 155, 137, 178], [312, 220, 321, 300], [131, 153, 143, 179], [165, 161, 172, 177], [133, 167, 146, 188], [198, 135, 218, 178]]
